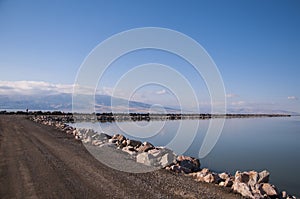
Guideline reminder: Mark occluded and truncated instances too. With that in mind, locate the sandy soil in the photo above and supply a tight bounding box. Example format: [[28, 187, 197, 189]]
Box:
[[0, 115, 242, 199]]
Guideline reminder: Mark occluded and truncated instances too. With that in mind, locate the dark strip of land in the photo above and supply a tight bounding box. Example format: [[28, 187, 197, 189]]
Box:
[[0, 110, 291, 122], [0, 115, 242, 199]]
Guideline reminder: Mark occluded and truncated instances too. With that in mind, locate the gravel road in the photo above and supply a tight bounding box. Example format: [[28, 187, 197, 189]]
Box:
[[0, 115, 242, 199]]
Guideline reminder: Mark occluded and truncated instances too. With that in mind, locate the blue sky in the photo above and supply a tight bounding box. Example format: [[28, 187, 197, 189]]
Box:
[[0, 0, 300, 113]]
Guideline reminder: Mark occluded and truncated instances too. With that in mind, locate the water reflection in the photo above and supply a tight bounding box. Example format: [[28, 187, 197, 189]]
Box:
[[71, 117, 300, 196]]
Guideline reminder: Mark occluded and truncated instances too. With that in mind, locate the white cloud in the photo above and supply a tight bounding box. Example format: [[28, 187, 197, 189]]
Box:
[[0, 81, 109, 96], [98, 86, 114, 96], [288, 96, 298, 100], [231, 101, 246, 106], [156, 89, 167, 95], [226, 93, 239, 98], [0, 81, 74, 95]]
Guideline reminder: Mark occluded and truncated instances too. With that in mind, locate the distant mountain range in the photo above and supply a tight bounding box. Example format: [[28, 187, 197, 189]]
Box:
[[0, 94, 73, 111], [225, 107, 299, 115], [0, 94, 179, 113], [0, 93, 298, 115]]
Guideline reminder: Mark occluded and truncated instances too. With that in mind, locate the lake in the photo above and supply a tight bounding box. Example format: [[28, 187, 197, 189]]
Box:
[[71, 116, 300, 196]]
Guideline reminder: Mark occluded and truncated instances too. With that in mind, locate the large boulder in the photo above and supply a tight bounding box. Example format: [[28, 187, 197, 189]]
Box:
[[193, 172, 206, 182], [136, 152, 155, 166], [122, 146, 137, 155], [260, 183, 278, 197], [234, 171, 250, 184], [231, 170, 276, 198], [176, 155, 200, 172], [203, 173, 220, 184], [218, 172, 233, 187], [190, 168, 213, 182], [158, 152, 172, 167], [218, 172, 231, 181], [112, 134, 126, 142], [126, 139, 142, 148], [258, 170, 270, 183], [232, 182, 254, 199], [138, 142, 155, 152], [247, 171, 259, 187], [136, 147, 176, 168], [224, 177, 234, 187], [199, 168, 210, 176]]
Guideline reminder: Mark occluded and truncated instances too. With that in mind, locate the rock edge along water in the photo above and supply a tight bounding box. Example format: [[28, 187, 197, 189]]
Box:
[[31, 115, 298, 199]]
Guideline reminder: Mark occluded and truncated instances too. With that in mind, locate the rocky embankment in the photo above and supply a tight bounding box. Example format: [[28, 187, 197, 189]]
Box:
[[31, 115, 298, 199]]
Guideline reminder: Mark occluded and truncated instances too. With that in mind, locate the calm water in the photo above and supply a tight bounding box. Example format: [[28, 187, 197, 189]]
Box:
[[72, 117, 300, 196]]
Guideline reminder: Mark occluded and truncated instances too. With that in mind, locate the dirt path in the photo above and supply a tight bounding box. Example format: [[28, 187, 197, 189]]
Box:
[[0, 115, 242, 199]]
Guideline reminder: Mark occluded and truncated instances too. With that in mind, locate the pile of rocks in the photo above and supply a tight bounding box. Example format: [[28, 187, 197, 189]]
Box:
[[31, 116, 177, 168], [166, 155, 296, 198], [232, 170, 273, 198], [30, 116, 298, 199], [188, 168, 296, 199], [103, 133, 177, 168]]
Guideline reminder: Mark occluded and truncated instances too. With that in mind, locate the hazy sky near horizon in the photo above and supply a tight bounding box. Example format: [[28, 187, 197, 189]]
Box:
[[0, 0, 300, 112]]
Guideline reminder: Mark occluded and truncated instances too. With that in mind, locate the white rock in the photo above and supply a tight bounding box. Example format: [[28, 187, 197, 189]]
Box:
[[219, 181, 225, 186], [219, 172, 230, 181], [260, 183, 278, 197], [75, 135, 81, 140], [200, 168, 210, 176], [72, 130, 78, 136], [122, 146, 137, 155], [258, 170, 270, 183], [136, 152, 155, 166], [136, 147, 176, 167], [82, 136, 91, 144], [159, 151, 176, 167], [247, 170, 258, 187], [232, 182, 254, 199], [281, 191, 287, 198], [203, 173, 215, 183], [108, 139, 117, 143], [147, 148, 161, 157]]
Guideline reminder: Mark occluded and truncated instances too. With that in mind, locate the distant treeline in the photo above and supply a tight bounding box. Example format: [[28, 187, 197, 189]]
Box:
[[1, 110, 291, 123], [0, 110, 72, 115], [0, 111, 291, 122], [0, 110, 291, 119]]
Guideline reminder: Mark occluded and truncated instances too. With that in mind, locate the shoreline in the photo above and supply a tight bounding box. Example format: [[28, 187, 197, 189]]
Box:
[[30, 114, 298, 199], [0, 110, 292, 123], [0, 115, 243, 199]]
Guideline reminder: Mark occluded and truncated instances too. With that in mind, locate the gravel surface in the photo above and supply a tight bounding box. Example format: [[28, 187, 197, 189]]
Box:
[[0, 115, 243, 199]]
